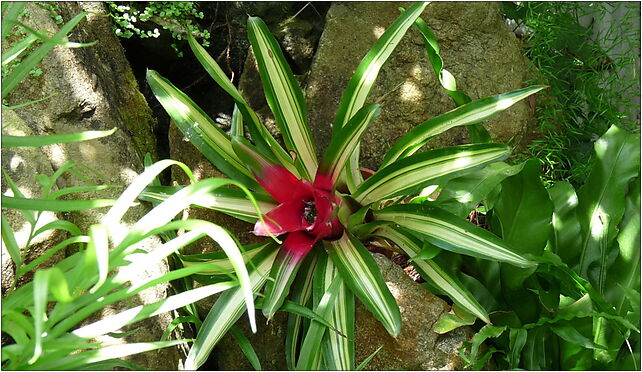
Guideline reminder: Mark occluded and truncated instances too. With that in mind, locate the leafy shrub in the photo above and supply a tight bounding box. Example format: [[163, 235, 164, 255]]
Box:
[[146, 3, 544, 369], [106, 1, 210, 57], [432, 125, 640, 369], [1, 3, 252, 369], [504, 2, 640, 186]]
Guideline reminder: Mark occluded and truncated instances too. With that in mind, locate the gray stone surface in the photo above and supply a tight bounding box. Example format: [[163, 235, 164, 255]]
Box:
[[1, 2, 183, 369], [355, 253, 471, 370], [305, 1, 537, 170]]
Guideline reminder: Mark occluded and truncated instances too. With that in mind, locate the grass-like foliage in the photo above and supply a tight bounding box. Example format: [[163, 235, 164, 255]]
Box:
[[146, 2, 546, 369], [504, 2, 640, 186]]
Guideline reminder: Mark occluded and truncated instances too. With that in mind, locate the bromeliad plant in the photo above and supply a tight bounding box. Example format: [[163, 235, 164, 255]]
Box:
[[146, 2, 545, 369]]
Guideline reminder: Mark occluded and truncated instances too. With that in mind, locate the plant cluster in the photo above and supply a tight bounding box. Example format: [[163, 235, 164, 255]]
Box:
[[106, 1, 210, 57], [2, 2, 240, 369], [145, 3, 555, 369], [503, 2, 640, 186]]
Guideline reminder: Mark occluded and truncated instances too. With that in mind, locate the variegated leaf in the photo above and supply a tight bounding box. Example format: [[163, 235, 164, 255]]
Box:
[[139, 185, 276, 224], [187, 33, 298, 176], [146, 70, 258, 189], [354, 144, 510, 205], [184, 243, 278, 370], [325, 233, 401, 336], [374, 204, 534, 268], [247, 17, 317, 179], [381, 85, 546, 167], [374, 225, 489, 322]]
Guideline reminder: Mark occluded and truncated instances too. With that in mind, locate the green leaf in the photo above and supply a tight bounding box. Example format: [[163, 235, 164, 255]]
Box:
[[2, 33, 38, 66], [548, 181, 582, 263], [325, 233, 401, 336], [2, 128, 118, 147], [355, 143, 510, 205], [333, 1, 428, 191], [432, 161, 526, 218], [139, 185, 276, 224], [433, 305, 477, 334], [285, 251, 318, 369], [1, 3, 26, 44], [408, 11, 498, 143], [374, 204, 534, 268], [184, 243, 278, 370], [508, 328, 528, 369], [296, 254, 344, 370], [1, 213, 22, 269], [87, 224, 109, 293], [374, 225, 489, 323], [247, 17, 316, 179], [146, 69, 258, 189], [261, 245, 308, 320], [381, 85, 546, 167], [2, 11, 91, 99], [577, 125, 640, 291], [493, 159, 553, 255], [551, 323, 607, 350], [186, 33, 297, 176], [465, 324, 506, 367], [318, 104, 381, 189], [322, 267, 355, 370], [356, 346, 383, 371], [606, 177, 640, 313], [1, 195, 116, 211], [230, 326, 262, 370]]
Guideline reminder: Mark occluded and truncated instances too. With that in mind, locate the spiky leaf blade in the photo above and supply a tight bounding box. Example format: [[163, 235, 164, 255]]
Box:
[[325, 233, 401, 336]]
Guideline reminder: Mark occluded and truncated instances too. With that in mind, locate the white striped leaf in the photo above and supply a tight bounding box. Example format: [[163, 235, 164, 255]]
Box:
[[285, 251, 318, 369], [332, 2, 428, 191], [146, 70, 259, 189], [374, 204, 534, 268], [381, 85, 546, 167], [139, 185, 276, 224], [247, 17, 317, 180], [318, 104, 381, 190], [179, 242, 271, 275], [184, 243, 278, 370], [322, 269, 354, 370], [325, 233, 401, 336], [187, 34, 298, 176], [407, 11, 491, 143], [334, 2, 428, 129], [354, 144, 510, 205], [262, 244, 311, 320], [296, 254, 344, 370], [374, 225, 490, 323]]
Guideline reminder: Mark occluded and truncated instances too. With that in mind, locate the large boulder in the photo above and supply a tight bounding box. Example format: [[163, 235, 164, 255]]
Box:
[[305, 1, 536, 170], [1, 2, 184, 369]]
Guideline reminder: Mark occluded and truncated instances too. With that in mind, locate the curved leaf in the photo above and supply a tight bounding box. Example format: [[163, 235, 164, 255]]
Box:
[[381, 85, 546, 167], [2, 128, 117, 147], [354, 143, 510, 205], [185, 243, 278, 370], [247, 17, 316, 179], [333, 2, 428, 191], [374, 204, 534, 268], [139, 185, 276, 224], [374, 225, 490, 323], [324, 233, 401, 336], [146, 70, 258, 189], [318, 104, 381, 190], [577, 125, 640, 290], [187, 34, 297, 176]]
